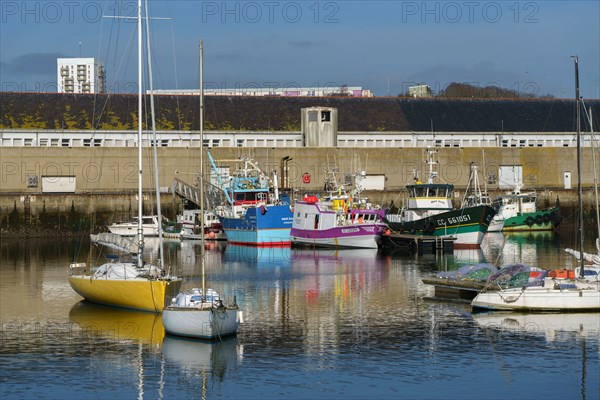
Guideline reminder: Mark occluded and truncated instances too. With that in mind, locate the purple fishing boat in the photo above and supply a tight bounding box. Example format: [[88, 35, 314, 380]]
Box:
[[290, 194, 387, 249]]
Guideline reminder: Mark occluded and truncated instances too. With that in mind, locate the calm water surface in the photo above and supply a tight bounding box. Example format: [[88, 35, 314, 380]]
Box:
[[1, 231, 598, 400]]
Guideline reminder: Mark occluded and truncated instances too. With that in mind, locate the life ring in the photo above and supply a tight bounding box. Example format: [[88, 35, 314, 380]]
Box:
[[525, 216, 535, 227], [542, 213, 550, 224], [534, 215, 543, 225]]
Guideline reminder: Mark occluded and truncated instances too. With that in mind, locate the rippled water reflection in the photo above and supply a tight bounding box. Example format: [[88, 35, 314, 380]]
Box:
[[1, 231, 598, 399]]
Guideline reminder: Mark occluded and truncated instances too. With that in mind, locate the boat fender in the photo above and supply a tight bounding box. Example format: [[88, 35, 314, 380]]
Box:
[[260, 205, 267, 215], [542, 213, 550, 224], [534, 215, 543, 225], [384, 228, 391, 236], [525, 216, 535, 226], [409, 226, 417, 235]]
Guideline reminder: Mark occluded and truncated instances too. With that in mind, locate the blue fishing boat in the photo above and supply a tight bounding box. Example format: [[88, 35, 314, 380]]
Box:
[[207, 150, 293, 247]]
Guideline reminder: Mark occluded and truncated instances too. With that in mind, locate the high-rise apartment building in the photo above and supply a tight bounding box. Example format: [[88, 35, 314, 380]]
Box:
[[57, 58, 105, 93]]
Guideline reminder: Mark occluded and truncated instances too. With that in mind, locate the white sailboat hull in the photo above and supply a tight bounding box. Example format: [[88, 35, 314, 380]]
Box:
[[472, 281, 600, 311], [162, 307, 241, 340], [108, 224, 158, 236]]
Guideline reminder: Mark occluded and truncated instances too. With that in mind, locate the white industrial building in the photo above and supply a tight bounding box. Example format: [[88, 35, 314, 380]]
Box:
[[57, 58, 106, 94], [151, 86, 372, 97]]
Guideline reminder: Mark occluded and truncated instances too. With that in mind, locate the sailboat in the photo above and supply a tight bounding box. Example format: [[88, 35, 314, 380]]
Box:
[[162, 40, 242, 340], [68, 0, 182, 312], [471, 56, 600, 312]]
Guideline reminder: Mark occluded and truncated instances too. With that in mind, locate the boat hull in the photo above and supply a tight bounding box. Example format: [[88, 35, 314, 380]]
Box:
[[386, 205, 496, 248], [487, 218, 505, 232], [502, 207, 561, 231], [108, 224, 159, 237], [68, 275, 182, 313], [181, 232, 226, 240], [220, 204, 293, 247], [291, 225, 383, 249], [162, 308, 241, 339], [472, 284, 600, 311]]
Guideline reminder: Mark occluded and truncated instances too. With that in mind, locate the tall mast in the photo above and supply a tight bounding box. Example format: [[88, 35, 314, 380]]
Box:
[[573, 55, 584, 278], [145, 0, 166, 272], [136, 0, 144, 267], [587, 107, 600, 246], [200, 39, 206, 299]]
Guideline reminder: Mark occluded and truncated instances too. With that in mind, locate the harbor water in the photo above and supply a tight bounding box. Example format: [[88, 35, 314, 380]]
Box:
[[1, 229, 598, 399]]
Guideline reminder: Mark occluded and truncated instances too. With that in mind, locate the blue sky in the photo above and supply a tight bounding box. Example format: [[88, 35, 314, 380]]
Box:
[[1, 0, 599, 98]]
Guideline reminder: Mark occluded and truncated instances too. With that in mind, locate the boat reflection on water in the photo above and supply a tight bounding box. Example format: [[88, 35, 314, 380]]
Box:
[[292, 247, 379, 266], [473, 312, 600, 342], [485, 231, 560, 265], [290, 247, 386, 304], [450, 248, 487, 264], [223, 244, 291, 267], [179, 239, 226, 273], [162, 335, 243, 379], [69, 301, 165, 348]]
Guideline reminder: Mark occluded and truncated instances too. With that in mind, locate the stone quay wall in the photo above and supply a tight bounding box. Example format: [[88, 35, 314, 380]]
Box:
[[1, 147, 597, 237]]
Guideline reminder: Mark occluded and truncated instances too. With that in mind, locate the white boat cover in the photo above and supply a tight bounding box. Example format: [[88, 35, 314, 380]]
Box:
[[564, 248, 600, 266], [92, 262, 164, 279], [92, 263, 141, 279], [91, 233, 138, 254]]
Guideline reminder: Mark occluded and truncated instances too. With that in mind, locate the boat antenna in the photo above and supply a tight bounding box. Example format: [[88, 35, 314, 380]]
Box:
[[200, 39, 207, 300], [572, 55, 585, 278], [425, 147, 438, 184], [461, 162, 474, 207], [481, 149, 489, 195]]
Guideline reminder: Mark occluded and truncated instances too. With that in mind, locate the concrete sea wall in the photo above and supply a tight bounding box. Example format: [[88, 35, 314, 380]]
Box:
[[1, 147, 598, 237]]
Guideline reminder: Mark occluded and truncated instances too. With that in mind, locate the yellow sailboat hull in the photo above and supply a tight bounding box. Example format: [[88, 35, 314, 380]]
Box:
[[69, 275, 182, 313]]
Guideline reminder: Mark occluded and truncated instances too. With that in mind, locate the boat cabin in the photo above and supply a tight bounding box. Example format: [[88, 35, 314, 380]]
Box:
[[494, 192, 537, 214], [293, 200, 384, 231], [406, 183, 454, 210], [233, 190, 269, 206]]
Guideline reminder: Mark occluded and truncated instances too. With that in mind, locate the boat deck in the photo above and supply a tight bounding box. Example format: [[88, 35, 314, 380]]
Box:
[[421, 277, 487, 301]]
